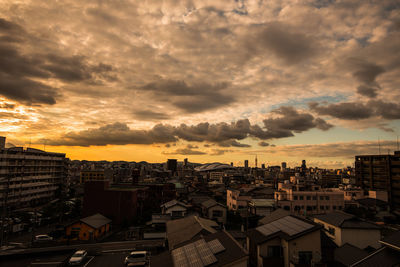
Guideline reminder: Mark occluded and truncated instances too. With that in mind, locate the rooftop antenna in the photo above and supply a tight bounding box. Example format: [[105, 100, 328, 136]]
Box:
[[255, 154, 258, 168]]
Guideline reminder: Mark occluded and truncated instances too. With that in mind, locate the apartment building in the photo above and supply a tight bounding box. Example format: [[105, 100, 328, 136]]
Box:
[[0, 138, 67, 209], [274, 179, 344, 215], [355, 152, 400, 212]]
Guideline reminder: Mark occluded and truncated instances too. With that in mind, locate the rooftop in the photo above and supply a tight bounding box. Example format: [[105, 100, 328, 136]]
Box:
[[80, 213, 111, 229], [314, 211, 380, 230]]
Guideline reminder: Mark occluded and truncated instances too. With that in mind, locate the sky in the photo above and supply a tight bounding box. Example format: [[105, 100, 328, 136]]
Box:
[[0, 0, 400, 168]]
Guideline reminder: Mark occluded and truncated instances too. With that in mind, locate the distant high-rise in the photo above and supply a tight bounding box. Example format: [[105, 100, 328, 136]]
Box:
[[0, 136, 5, 149], [255, 155, 258, 168], [281, 162, 287, 170], [301, 160, 306, 169], [244, 160, 249, 168], [167, 159, 178, 174], [230, 162, 233, 167], [261, 164, 265, 169], [184, 158, 188, 167]]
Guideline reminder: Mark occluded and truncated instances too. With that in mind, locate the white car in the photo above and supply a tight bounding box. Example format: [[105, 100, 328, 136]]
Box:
[[34, 234, 53, 242], [69, 250, 88, 265], [124, 251, 150, 266]]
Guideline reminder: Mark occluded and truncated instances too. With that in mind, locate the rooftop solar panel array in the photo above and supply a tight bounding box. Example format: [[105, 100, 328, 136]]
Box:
[[172, 238, 221, 267], [257, 216, 314, 237], [207, 239, 226, 254]]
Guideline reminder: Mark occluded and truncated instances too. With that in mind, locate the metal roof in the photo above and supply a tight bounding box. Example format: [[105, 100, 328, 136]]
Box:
[[256, 215, 314, 237]]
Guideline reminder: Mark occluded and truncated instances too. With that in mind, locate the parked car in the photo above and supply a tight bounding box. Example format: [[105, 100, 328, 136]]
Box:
[[69, 250, 88, 265], [124, 251, 150, 266], [34, 234, 53, 242]]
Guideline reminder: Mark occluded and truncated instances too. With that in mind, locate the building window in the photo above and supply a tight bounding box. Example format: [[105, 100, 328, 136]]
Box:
[[212, 210, 223, 217], [320, 196, 324, 200], [299, 196, 304, 200], [325, 206, 329, 210], [312, 196, 316, 200], [294, 196, 298, 200], [298, 251, 313, 265], [284, 206, 290, 211], [306, 196, 311, 200], [267, 246, 282, 258], [325, 196, 330, 200], [320, 206, 324, 210], [333, 205, 336, 210], [338, 206, 342, 210], [306, 206, 312, 211]]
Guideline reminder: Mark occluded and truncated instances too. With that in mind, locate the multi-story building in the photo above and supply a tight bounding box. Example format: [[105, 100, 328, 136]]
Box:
[[274, 177, 344, 215], [80, 169, 109, 184], [0, 137, 67, 209], [355, 151, 400, 212]]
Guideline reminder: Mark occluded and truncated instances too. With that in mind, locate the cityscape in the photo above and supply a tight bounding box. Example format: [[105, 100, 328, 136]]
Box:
[[1, 0, 400, 267]]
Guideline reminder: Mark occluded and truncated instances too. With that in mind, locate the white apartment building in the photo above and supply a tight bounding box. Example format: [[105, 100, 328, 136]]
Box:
[[0, 137, 67, 209], [274, 178, 344, 215]]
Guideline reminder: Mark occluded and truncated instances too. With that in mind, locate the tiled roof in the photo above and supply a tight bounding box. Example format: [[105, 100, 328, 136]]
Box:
[[166, 216, 218, 250], [314, 211, 380, 229], [258, 208, 290, 225], [80, 213, 111, 229], [334, 243, 368, 266]]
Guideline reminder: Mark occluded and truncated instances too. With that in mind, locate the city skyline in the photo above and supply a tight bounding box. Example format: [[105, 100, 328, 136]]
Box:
[[0, 1, 400, 168]]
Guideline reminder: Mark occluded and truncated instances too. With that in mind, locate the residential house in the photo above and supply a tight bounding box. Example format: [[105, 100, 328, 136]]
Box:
[[351, 231, 400, 267], [248, 199, 275, 216], [65, 213, 111, 241], [161, 199, 189, 218], [247, 215, 323, 267], [166, 215, 219, 250], [313, 211, 381, 249], [151, 230, 248, 267], [201, 199, 227, 224]]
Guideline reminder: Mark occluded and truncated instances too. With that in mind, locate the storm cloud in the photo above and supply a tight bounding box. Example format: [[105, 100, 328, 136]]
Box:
[[43, 106, 332, 146]]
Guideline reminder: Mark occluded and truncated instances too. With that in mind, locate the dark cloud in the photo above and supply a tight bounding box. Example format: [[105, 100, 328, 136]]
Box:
[[139, 79, 235, 113], [309, 100, 400, 120], [0, 18, 115, 105], [0, 102, 16, 109], [218, 140, 251, 147], [258, 141, 269, 147], [256, 106, 333, 139], [163, 145, 206, 155], [348, 58, 385, 98], [209, 149, 232, 156], [132, 109, 170, 121], [356, 85, 378, 98], [309, 102, 373, 120], [247, 22, 318, 65], [43, 106, 333, 146]]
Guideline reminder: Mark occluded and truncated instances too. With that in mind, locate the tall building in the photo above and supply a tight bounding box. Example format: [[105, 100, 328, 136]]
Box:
[[301, 160, 307, 169], [281, 162, 287, 170], [167, 159, 177, 174], [244, 160, 249, 168], [0, 137, 67, 209], [355, 152, 400, 212], [183, 158, 188, 167]]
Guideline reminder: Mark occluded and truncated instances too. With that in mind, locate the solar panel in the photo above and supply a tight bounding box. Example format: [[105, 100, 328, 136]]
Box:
[[194, 239, 217, 266], [256, 216, 314, 237], [207, 239, 226, 254], [183, 243, 204, 267], [172, 247, 189, 267]]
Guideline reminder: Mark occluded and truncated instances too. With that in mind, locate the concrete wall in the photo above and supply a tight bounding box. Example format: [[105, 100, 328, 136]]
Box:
[[207, 205, 227, 224], [284, 230, 321, 267]]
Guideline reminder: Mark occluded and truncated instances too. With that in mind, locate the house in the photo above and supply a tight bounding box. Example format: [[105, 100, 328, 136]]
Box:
[[248, 199, 275, 216], [333, 243, 368, 267], [151, 230, 248, 267], [166, 215, 219, 250], [247, 215, 323, 267], [258, 208, 290, 225], [313, 211, 381, 249], [65, 213, 111, 241], [161, 199, 189, 218], [351, 231, 400, 267], [201, 199, 227, 224]]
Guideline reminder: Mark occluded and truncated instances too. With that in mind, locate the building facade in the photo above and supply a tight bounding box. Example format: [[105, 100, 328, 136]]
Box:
[[0, 140, 67, 209], [355, 152, 400, 212]]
